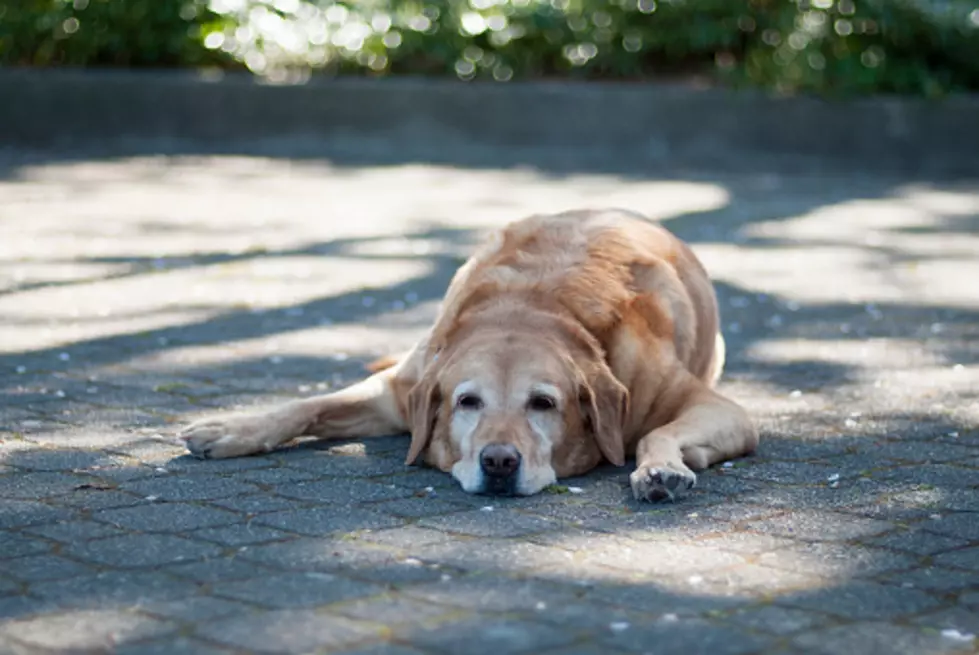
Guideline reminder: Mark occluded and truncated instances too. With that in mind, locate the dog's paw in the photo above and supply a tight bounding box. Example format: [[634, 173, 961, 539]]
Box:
[[178, 415, 281, 459], [630, 462, 697, 503]]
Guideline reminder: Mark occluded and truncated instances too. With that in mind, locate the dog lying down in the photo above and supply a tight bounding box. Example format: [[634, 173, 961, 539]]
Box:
[[179, 209, 758, 502]]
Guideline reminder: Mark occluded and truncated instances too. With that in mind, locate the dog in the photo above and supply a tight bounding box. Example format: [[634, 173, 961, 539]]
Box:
[[179, 208, 758, 502]]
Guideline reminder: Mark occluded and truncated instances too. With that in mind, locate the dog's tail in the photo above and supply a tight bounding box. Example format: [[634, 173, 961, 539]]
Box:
[[364, 353, 406, 374]]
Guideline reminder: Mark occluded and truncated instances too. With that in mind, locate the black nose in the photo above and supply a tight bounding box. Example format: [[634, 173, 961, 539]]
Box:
[[479, 443, 521, 479]]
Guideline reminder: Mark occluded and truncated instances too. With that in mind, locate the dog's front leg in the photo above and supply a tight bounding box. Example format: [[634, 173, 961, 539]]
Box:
[[178, 369, 409, 459], [630, 375, 758, 502]]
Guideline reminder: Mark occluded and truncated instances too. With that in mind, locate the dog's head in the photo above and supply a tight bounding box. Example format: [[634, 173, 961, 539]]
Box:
[[404, 315, 628, 496]]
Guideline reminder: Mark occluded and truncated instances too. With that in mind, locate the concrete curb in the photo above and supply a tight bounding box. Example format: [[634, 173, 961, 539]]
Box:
[[4, 69, 978, 176]]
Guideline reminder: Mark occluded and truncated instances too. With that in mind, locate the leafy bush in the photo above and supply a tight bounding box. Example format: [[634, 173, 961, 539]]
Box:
[[0, 0, 227, 67], [2, 0, 978, 95]]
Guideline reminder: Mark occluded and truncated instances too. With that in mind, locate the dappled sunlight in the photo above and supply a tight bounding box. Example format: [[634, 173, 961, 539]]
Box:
[[696, 182, 979, 307], [0, 608, 174, 651]]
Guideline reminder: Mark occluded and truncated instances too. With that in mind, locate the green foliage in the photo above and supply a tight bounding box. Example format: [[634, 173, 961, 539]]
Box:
[[2, 0, 978, 95], [0, 0, 229, 67]]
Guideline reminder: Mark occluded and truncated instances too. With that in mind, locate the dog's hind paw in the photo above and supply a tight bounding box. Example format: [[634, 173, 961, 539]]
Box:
[[630, 463, 696, 503]]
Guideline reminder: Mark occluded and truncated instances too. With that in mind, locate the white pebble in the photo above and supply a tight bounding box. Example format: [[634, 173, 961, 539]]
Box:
[[721, 461, 734, 469], [568, 486, 584, 494], [402, 558, 422, 567], [609, 622, 630, 632], [15, 366, 26, 374], [844, 418, 858, 428], [660, 613, 679, 623], [54, 390, 66, 398], [440, 573, 452, 582], [535, 601, 547, 611], [789, 389, 802, 398], [827, 473, 840, 482], [687, 575, 703, 585], [941, 629, 975, 642], [930, 514, 942, 520], [145, 496, 159, 502], [947, 431, 959, 438], [155, 467, 167, 473], [480, 506, 494, 512]]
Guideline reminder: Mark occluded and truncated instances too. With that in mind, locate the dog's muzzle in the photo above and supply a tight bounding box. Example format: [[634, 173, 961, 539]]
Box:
[[478, 443, 521, 495]]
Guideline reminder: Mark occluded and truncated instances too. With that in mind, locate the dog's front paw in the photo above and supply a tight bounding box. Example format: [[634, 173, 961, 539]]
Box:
[[630, 462, 697, 503], [178, 415, 282, 459]]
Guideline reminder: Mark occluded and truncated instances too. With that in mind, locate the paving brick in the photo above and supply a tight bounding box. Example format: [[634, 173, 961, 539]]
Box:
[[721, 605, 830, 636], [119, 475, 258, 501], [399, 617, 575, 655], [747, 509, 894, 542], [94, 502, 242, 532], [236, 538, 451, 585], [66, 534, 223, 568], [757, 541, 917, 578], [0, 609, 177, 651], [416, 509, 558, 538], [5, 555, 93, 583], [211, 571, 385, 609], [188, 522, 292, 547], [113, 636, 234, 655], [280, 451, 409, 477], [0, 533, 52, 559], [327, 593, 455, 625], [791, 622, 971, 655], [272, 478, 413, 503], [208, 493, 314, 515], [878, 566, 979, 593], [139, 596, 253, 624], [0, 500, 78, 529], [330, 645, 432, 655], [253, 506, 404, 537], [23, 519, 127, 543], [918, 512, 979, 542], [863, 526, 970, 555], [934, 547, 979, 572], [597, 616, 772, 655], [779, 580, 941, 621], [166, 557, 281, 584], [195, 609, 383, 653], [29, 570, 195, 606]]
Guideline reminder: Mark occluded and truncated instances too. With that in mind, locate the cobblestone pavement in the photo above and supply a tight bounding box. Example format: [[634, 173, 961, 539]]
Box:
[[1, 142, 978, 655]]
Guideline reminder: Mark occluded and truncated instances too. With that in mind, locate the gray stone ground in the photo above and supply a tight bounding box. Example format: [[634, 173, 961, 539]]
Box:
[[0, 139, 977, 655]]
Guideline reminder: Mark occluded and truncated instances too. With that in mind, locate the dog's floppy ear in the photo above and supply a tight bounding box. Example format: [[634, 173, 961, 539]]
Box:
[[405, 364, 442, 465], [578, 362, 629, 467]]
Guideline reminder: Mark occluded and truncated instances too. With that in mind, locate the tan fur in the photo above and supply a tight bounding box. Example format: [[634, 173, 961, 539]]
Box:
[[180, 209, 758, 501]]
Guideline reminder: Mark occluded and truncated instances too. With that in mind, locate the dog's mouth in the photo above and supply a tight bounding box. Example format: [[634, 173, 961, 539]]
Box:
[[477, 476, 518, 497]]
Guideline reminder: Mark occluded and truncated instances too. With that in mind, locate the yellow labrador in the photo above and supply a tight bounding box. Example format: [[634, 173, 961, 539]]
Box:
[[179, 209, 758, 501]]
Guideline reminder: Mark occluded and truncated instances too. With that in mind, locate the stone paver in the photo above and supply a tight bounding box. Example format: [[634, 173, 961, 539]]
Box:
[[1, 134, 977, 655]]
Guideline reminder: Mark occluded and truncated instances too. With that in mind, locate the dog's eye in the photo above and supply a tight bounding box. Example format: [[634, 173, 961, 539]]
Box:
[[527, 394, 557, 411], [456, 393, 484, 410]]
